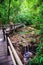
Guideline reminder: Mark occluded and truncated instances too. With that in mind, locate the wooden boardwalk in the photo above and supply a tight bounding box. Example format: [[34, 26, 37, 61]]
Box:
[[0, 30, 13, 65]]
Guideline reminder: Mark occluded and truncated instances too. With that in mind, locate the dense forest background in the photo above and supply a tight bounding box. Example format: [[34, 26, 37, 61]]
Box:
[[0, 0, 43, 25], [0, 0, 43, 34], [0, 0, 43, 65]]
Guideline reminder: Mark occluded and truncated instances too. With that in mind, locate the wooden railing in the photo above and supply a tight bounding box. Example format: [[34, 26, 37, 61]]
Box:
[[2, 24, 25, 65], [7, 37, 23, 65], [8, 46, 16, 65]]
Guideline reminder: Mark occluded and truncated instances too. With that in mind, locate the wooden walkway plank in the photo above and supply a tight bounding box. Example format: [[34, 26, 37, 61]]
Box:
[[0, 30, 13, 65]]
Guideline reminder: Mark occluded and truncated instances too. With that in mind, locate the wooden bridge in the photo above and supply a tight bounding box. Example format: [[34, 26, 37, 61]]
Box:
[[0, 29, 23, 65], [0, 30, 13, 65]]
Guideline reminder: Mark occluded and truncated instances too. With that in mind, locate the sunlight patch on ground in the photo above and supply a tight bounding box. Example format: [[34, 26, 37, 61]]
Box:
[[0, 38, 3, 42]]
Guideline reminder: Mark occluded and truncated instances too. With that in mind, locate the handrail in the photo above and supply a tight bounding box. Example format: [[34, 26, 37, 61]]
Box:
[[8, 46, 17, 65], [8, 37, 23, 65]]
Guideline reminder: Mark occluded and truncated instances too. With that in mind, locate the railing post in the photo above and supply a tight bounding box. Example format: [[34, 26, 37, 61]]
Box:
[[2, 24, 6, 41], [6, 31, 10, 55]]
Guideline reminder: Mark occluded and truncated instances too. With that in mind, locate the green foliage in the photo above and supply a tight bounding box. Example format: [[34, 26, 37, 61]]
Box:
[[28, 24, 43, 65], [0, 0, 4, 4], [28, 38, 43, 65], [40, 37, 43, 42], [28, 43, 43, 65], [36, 43, 43, 54], [0, 0, 43, 25], [14, 12, 32, 25], [0, 0, 9, 24], [0, 1, 43, 65], [14, 0, 43, 25], [29, 54, 43, 65], [40, 24, 43, 35], [0, 0, 22, 24]]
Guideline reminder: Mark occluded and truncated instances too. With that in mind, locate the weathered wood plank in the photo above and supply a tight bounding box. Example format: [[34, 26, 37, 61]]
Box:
[[0, 61, 13, 65], [0, 56, 12, 63], [0, 30, 13, 65]]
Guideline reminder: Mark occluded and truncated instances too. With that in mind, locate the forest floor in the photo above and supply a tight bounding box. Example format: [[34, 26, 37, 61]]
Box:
[[9, 26, 40, 65]]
